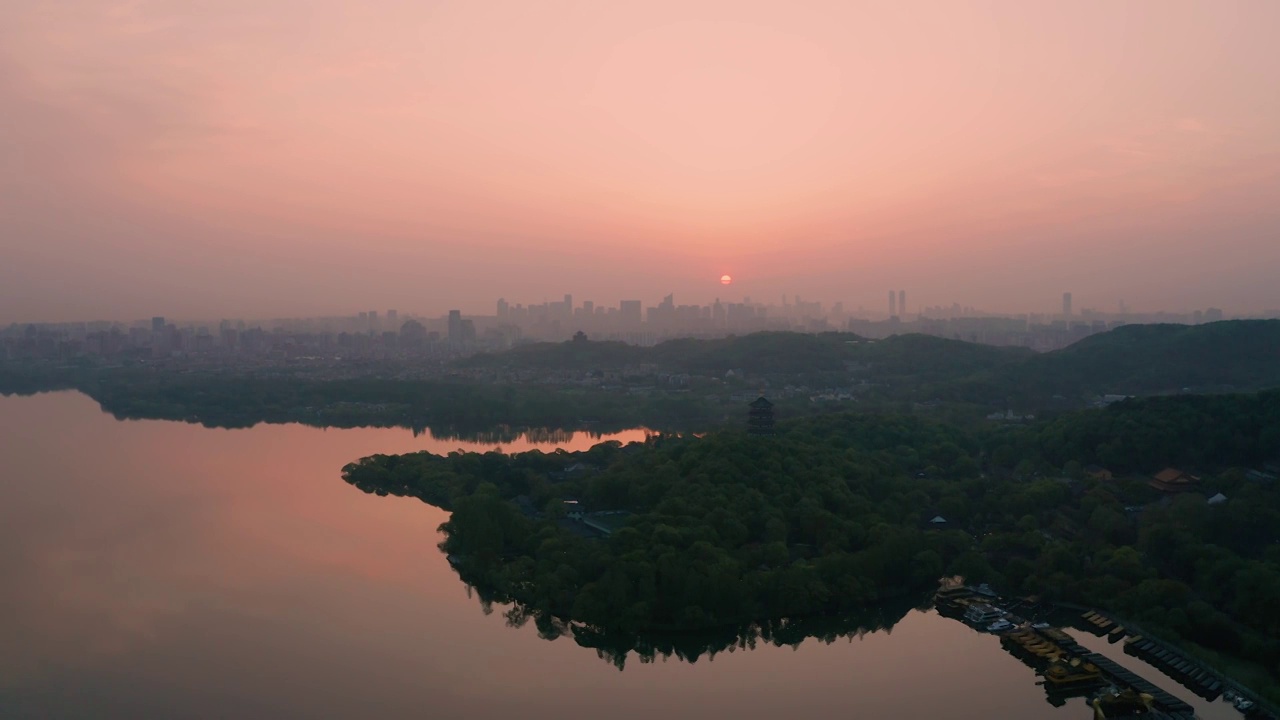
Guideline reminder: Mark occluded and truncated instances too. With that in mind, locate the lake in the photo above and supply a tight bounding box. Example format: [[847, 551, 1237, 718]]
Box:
[[0, 391, 1242, 719]]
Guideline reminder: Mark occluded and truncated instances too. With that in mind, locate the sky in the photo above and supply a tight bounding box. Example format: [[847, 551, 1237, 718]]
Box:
[[3, 0, 1279, 323]]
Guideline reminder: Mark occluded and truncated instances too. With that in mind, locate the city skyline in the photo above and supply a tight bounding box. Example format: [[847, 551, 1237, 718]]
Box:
[[4, 290, 1244, 371], [6, 285, 1247, 334], [4, 2, 1280, 323]]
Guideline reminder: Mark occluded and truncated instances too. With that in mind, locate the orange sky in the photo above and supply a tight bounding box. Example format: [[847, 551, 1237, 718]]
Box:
[[3, 1, 1279, 322]]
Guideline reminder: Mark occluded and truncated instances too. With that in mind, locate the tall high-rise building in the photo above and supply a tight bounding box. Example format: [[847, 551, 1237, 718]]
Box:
[[496, 298, 509, 320], [898, 290, 906, 317], [619, 300, 642, 325], [1062, 292, 1073, 317], [387, 309, 398, 325], [448, 310, 462, 341], [889, 291, 897, 317], [151, 317, 165, 333]]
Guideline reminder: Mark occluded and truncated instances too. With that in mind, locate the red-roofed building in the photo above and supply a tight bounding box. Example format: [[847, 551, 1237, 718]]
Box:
[[1149, 467, 1200, 493]]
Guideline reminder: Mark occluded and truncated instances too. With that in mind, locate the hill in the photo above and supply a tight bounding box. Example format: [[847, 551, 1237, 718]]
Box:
[[458, 321, 1280, 409], [455, 331, 872, 374], [6, 320, 1279, 437], [995, 320, 1280, 404], [458, 330, 1033, 381]]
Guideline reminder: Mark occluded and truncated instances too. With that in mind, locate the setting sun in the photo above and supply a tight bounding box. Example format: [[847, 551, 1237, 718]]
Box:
[[720, 275, 732, 285]]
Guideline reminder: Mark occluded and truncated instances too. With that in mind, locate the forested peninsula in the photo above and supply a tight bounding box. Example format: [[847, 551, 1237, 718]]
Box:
[[344, 391, 1280, 687]]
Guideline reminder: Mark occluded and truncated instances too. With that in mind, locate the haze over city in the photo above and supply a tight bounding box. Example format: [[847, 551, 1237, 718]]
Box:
[[9, 4, 1280, 718], [4, 1, 1280, 323]]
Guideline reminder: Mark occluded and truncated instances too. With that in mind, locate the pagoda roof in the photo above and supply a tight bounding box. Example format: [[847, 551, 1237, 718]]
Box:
[[749, 396, 773, 407]]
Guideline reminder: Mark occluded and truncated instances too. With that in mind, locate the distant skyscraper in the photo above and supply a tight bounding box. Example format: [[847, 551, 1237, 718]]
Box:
[[1062, 292, 1073, 317], [496, 298, 509, 320], [151, 317, 165, 333], [619, 300, 642, 325], [889, 291, 897, 317], [898, 290, 906, 317], [448, 309, 462, 341], [387, 309, 397, 325]]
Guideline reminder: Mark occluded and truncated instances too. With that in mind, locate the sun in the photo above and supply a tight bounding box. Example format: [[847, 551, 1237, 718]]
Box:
[[720, 274, 732, 285]]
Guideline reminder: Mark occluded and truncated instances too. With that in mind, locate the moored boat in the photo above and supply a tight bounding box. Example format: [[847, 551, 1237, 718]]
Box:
[[963, 602, 1003, 626], [1090, 688, 1167, 719], [1040, 657, 1103, 688], [987, 618, 1015, 633]]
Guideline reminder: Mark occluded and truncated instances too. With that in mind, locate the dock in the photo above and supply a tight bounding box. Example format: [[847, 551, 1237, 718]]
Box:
[[933, 586, 1221, 720], [1035, 629, 1194, 718], [1123, 632, 1280, 719]]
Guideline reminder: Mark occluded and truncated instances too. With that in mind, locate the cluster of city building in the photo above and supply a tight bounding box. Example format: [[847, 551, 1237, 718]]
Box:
[[0, 291, 1254, 365], [496, 293, 790, 343]]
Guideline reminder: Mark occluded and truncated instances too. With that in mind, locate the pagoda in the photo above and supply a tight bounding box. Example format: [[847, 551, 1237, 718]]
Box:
[[747, 396, 775, 435]]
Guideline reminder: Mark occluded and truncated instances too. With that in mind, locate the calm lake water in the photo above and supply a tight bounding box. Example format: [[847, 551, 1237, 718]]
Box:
[[0, 391, 1242, 720]]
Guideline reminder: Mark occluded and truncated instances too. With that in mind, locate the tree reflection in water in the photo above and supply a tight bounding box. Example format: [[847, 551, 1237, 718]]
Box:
[[458, 562, 921, 670]]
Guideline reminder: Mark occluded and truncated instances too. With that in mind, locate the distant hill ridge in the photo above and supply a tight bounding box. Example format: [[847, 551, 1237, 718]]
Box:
[[457, 330, 1032, 376], [1006, 319, 1280, 398], [459, 319, 1280, 401]]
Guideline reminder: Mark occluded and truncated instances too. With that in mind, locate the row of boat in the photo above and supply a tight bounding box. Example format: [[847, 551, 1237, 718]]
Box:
[[1121, 634, 1224, 701], [999, 623, 1194, 717], [939, 582, 1280, 719], [935, 585, 1200, 719], [1081, 610, 1130, 643]]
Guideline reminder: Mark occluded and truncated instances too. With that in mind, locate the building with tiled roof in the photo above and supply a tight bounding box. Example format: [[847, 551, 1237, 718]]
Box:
[[1149, 467, 1200, 493]]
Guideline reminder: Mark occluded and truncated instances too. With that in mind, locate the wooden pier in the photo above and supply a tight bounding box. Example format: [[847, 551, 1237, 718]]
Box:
[[1051, 631, 1196, 719]]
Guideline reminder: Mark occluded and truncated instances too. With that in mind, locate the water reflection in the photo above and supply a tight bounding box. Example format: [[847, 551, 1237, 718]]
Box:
[[470, 584, 920, 670], [419, 425, 644, 445]]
